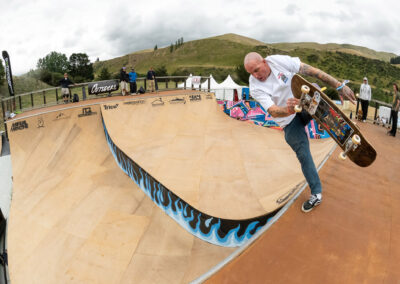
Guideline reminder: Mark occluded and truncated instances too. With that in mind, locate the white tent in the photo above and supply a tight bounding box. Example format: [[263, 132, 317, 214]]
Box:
[[178, 74, 201, 89], [214, 75, 244, 101], [200, 75, 219, 90]]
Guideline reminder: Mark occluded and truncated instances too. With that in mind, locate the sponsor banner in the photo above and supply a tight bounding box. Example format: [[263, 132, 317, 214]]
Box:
[[10, 120, 28, 132], [103, 103, 119, 110], [53, 112, 71, 121], [123, 100, 145, 105], [88, 79, 119, 95], [37, 117, 45, 128], [189, 94, 202, 102], [169, 97, 186, 104], [78, 107, 97, 117], [2, 50, 15, 96], [151, 98, 164, 107]]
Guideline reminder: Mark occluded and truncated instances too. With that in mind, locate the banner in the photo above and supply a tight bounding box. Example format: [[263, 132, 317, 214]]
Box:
[[88, 79, 119, 95], [2, 50, 15, 96]]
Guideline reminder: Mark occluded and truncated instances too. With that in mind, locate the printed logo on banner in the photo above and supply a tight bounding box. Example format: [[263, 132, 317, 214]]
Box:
[[11, 120, 28, 132], [124, 100, 145, 105], [189, 94, 202, 102], [53, 112, 71, 121], [78, 107, 97, 117], [205, 94, 213, 99], [151, 98, 164, 107], [169, 97, 186, 104], [103, 104, 119, 110], [37, 117, 44, 128]]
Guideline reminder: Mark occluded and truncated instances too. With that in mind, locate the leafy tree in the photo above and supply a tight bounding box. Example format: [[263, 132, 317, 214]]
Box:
[[37, 51, 69, 73], [68, 53, 94, 82], [170, 44, 174, 53], [154, 65, 168, 77], [0, 59, 5, 86], [98, 67, 111, 80], [154, 45, 158, 51], [390, 56, 400, 64], [235, 64, 249, 85]]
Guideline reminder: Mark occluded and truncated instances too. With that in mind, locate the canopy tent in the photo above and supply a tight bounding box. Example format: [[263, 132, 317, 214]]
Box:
[[177, 74, 201, 89], [214, 75, 245, 101], [200, 75, 220, 90]]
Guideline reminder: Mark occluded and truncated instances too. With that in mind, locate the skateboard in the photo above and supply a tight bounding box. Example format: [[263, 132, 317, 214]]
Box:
[[291, 74, 376, 167]]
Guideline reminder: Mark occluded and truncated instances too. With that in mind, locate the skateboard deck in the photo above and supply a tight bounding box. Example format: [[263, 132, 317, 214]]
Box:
[[291, 74, 376, 167]]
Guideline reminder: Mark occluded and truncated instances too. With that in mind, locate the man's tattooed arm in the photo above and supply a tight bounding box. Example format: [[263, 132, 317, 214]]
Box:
[[299, 63, 341, 89], [299, 63, 356, 104]]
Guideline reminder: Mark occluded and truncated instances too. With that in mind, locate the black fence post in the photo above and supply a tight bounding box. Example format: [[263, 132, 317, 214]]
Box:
[[18, 96, 22, 110], [144, 79, 147, 91], [43, 91, 46, 105], [30, 93, 34, 107], [355, 99, 360, 117], [166, 79, 168, 89], [56, 89, 59, 103], [82, 86, 86, 100], [374, 102, 378, 121], [208, 76, 211, 92]]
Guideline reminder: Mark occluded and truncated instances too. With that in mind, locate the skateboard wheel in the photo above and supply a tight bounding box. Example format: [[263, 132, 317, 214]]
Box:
[[301, 85, 310, 94], [352, 135, 361, 145], [339, 152, 347, 160], [294, 105, 302, 113]]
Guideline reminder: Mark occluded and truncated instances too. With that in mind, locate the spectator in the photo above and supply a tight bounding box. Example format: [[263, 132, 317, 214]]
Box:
[[120, 67, 129, 96], [129, 68, 137, 94], [388, 83, 400, 137], [59, 73, 74, 103], [359, 77, 372, 122], [147, 67, 156, 92]]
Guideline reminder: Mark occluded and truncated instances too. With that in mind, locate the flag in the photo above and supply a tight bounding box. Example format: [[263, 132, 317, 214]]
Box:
[[2, 51, 15, 96]]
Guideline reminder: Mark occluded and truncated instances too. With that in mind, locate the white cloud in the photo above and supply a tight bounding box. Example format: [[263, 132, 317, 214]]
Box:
[[0, 0, 400, 75]]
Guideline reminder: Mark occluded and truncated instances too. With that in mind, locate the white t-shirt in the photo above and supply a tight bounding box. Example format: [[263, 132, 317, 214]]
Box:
[[249, 55, 301, 128]]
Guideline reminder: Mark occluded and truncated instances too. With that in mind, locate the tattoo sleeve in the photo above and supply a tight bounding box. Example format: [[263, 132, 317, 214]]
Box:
[[299, 63, 341, 89], [268, 105, 291, 118]]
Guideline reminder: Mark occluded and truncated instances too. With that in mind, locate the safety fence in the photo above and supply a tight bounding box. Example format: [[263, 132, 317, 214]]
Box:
[[0, 75, 213, 134]]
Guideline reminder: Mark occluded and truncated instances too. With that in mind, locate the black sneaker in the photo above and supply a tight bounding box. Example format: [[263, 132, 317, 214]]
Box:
[[302, 194, 322, 213]]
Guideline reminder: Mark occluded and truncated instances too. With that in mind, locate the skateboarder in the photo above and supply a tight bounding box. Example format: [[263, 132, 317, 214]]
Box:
[[244, 52, 355, 212]]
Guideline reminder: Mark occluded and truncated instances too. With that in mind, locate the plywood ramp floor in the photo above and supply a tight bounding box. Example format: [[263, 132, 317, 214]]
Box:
[[6, 102, 235, 284], [101, 92, 334, 219], [6, 90, 334, 283], [207, 121, 400, 284]]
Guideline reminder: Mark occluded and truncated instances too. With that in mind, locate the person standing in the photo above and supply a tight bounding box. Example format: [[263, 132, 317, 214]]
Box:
[[388, 83, 400, 137], [359, 77, 372, 122], [120, 67, 129, 96], [129, 68, 137, 94], [244, 52, 355, 212], [147, 67, 156, 92], [59, 73, 74, 103]]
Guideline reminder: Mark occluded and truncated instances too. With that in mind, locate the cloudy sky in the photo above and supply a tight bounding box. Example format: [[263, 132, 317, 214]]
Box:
[[1, 0, 400, 75]]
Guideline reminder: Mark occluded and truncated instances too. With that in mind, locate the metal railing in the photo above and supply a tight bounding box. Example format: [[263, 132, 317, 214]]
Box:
[[0, 75, 213, 136]]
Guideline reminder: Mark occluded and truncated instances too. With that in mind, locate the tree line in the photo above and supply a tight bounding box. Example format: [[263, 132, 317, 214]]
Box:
[[29, 51, 94, 86]]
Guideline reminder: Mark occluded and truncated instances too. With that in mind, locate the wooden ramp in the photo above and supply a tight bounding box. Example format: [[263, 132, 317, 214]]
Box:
[[206, 121, 400, 283], [6, 90, 334, 283]]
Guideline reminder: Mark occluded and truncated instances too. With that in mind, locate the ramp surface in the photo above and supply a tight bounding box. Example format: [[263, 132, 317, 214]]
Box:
[[6, 101, 235, 284], [6, 91, 334, 283], [101, 92, 334, 219], [207, 121, 400, 283]]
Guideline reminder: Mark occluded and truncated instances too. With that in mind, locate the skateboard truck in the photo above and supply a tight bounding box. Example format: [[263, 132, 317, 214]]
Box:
[[338, 134, 361, 160], [294, 85, 327, 113]]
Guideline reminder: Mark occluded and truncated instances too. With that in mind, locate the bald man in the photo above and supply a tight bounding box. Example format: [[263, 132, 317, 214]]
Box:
[[244, 52, 355, 212]]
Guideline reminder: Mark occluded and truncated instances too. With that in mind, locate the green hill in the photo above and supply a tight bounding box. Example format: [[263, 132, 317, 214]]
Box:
[[270, 42, 396, 62], [0, 75, 52, 98]]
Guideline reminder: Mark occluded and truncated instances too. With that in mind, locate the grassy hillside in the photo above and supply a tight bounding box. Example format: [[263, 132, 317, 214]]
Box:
[[93, 34, 267, 82], [270, 42, 396, 62], [0, 75, 52, 98]]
